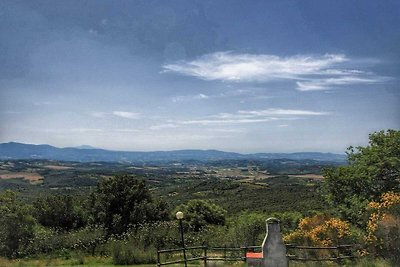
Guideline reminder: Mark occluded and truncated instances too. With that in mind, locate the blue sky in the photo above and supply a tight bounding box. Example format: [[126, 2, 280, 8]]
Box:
[[0, 0, 399, 153]]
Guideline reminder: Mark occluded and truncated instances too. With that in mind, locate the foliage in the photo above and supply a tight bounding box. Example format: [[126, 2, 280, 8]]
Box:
[[270, 211, 304, 234], [175, 199, 227, 231], [227, 212, 265, 246], [284, 214, 357, 246], [366, 192, 400, 264], [0, 190, 36, 258], [26, 225, 106, 257], [89, 175, 168, 235], [33, 194, 87, 231], [130, 222, 180, 249], [324, 129, 400, 225], [111, 240, 156, 265], [109, 229, 159, 265]]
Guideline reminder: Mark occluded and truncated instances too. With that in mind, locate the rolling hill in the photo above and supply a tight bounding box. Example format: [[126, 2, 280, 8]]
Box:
[[0, 142, 346, 163]]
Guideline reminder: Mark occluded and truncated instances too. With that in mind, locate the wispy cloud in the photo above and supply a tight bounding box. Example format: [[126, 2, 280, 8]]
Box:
[[90, 111, 141, 119], [296, 76, 385, 91], [171, 90, 273, 103], [237, 108, 328, 116], [207, 128, 245, 133], [176, 108, 328, 125], [70, 128, 104, 133], [114, 129, 140, 133], [112, 111, 141, 119], [150, 123, 179, 130], [163, 52, 386, 91], [172, 93, 209, 103]]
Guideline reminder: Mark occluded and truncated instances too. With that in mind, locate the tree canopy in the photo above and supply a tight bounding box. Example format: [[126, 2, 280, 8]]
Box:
[[0, 190, 35, 258], [324, 129, 400, 224], [89, 175, 168, 235], [175, 199, 226, 231], [33, 195, 87, 231]]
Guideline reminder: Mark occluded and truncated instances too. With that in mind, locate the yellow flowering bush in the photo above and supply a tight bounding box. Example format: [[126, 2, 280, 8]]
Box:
[[284, 214, 353, 247], [284, 214, 356, 259], [366, 192, 400, 263]]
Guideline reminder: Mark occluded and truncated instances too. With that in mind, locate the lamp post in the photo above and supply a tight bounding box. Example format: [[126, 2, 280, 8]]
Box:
[[176, 211, 187, 267]]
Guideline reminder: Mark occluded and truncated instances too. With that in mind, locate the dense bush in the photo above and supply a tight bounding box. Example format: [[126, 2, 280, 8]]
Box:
[[111, 240, 156, 265], [88, 175, 169, 235], [0, 190, 36, 258], [33, 195, 87, 230], [226, 212, 265, 246], [366, 192, 400, 264], [283, 214, 359, 246], [25, 225, 106, 256], [175, 199, 227, 231], [284, 214, 361, 260]]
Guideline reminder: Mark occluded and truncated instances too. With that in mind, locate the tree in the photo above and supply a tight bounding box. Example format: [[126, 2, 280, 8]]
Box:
[[324, 130, 400, 225], [175, 199, 226, 231], [33, 195, 87, 231], [89, 175, 168, 235], [228, 212, 265, 246], [0, 190, 36, 258]]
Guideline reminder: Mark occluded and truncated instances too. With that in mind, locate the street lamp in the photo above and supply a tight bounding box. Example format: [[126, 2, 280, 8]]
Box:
[[176, 211, 187, 267]]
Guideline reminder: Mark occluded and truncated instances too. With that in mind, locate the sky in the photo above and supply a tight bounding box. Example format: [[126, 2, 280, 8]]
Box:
[[0, 0, 399, 153]]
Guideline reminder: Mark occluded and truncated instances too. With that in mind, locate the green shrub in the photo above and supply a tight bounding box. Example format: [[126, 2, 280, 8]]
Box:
[[0, 191, 36, 258], [111, 240, 156, 265], [227, 212, 265, 246], [175, 199, 227, 231]]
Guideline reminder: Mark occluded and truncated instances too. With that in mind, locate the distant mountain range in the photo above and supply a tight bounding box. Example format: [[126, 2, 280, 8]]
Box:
[[0, 142, 347, 163]]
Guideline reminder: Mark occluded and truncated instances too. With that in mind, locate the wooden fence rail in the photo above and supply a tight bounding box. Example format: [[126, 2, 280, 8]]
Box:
[[286, 244, 356, 263], [157, 244, 356, 266], [157, 245, 258, 266]]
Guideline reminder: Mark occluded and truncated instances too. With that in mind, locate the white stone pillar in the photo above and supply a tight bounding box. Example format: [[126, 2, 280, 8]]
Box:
[[262, 218, 288, 267]]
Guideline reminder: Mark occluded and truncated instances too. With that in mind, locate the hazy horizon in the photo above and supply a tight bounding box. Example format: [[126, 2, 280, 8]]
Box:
[[1, 1, 399, 153], [1, 140, 350, 154]]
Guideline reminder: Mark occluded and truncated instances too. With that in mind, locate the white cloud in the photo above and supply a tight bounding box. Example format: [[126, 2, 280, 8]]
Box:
[[172, 93, 209, 103], [296, 76, 384, 91], [237, 108, 328, 116], [112, 111, 141, 119], [114, 129, 140, 133], [91, 111, 141, 119], [195, 93, 209, 99], [163, 52, 346, 81], [150, 123, 179, 130], [208, 128, 245, 133], [70, 128, 104, 133], [177, 108, 328, 125], [163, 52, 386, 91]]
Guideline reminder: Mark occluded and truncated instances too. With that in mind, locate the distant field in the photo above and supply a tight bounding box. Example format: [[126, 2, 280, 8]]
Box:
[[288, 174, 324, 180], [44, 165, 73, 170], [0, 171, 43, 184]]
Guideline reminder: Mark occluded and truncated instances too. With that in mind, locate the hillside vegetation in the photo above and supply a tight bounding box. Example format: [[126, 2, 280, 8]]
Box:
[[0, 130, 398, 266]]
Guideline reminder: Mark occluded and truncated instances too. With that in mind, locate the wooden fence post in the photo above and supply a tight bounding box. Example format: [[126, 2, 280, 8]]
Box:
[[157, 248, 161, 267], [243, 246, 247, 261], [203, 242, 208, 267]]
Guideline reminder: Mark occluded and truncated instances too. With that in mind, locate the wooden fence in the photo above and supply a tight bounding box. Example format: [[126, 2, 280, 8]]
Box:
[[157, 245, 261, 266], [157, 244, 356, 266], [286, 244, 356, 263]]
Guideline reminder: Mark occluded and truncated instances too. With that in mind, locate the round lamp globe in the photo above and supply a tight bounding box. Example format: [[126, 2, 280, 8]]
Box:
[[176, 211, 184, 220]]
